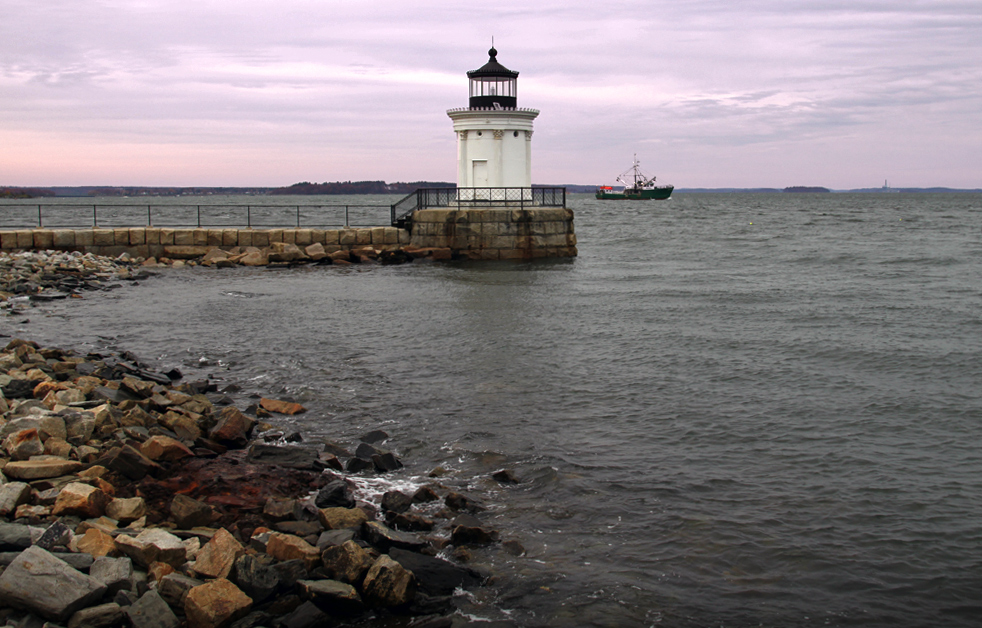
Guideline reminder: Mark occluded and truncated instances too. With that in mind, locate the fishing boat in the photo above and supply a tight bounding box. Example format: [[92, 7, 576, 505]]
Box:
[[596, 156, 673, 200]]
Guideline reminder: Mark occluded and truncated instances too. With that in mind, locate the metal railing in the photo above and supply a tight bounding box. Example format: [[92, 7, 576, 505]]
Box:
[[0, 204, 393, 230], [390, 186, 566, 228]]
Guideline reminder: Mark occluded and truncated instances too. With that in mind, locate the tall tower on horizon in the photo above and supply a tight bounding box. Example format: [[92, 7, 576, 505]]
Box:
[[447, 47, 539, 190]]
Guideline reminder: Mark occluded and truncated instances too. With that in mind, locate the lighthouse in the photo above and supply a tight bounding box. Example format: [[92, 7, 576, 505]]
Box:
[[447, 47, 539, 192]]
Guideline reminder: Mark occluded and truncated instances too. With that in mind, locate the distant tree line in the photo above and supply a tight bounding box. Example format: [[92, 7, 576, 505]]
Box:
[[0, 187, 56, 199], [270, 181, 455, 195], [784, 186, 831, 193]]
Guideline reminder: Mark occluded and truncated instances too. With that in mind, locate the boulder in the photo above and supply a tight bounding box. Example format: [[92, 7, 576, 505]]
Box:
[[264, 532, 320, 569], [372, 452, 403, 473], [262, 497, 297, 521], [171, 494, 215, 529], [231, 554, 279, 604], [317, 506, 368, 530], [362, 521, 428, 552], [209, 406, 255, 447], [0, 481, 32, 516], [304, 243, 328, 261], [193, 527, 245, 580], [492, 469, 521, 484], [115, 528, 187, 568], [52, 482, 111, 518], [106, 496, 147, 524], [450, 514, 499, 546], [313, 479, 355, 509], [380, 490, 413, 514], [75, 527, 119, 558], [67, 602, 125, 628], [0, 546, 107, 621], [274, 601, 329, 628], [362, 554, 416, 608], [184, 578, 253, 628], [100, 445, 160, 481], [444, 491, 484, 513], [297, 579, 363, 615], [2, 457, 84, 480], [36, 520, 74, 550], [141, 435, 194, 461], [388, 548, 484, 596], [124, 590, 180, 628], [246, 443, 322, 470], [238, 249, 268, 267], [3, 428, 45, 460], [259, 398, 306, 415], [89, 556, 135, 596], [319, 540, 373, 586], [388, 512, 434, 532], [157, 572, 203, 609]]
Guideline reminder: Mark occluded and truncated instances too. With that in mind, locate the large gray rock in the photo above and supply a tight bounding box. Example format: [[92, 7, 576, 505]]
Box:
[[231, 554, 279, 604], [89, 556, 135, 596], [361, 521, 427, 552], [124, 590, 180, 628], [0, 546, 108, 621], [388, 547, 484, 596], [362, 554, 416, 608], [115, 528, 186, 568], [297, 579, 363, 615]]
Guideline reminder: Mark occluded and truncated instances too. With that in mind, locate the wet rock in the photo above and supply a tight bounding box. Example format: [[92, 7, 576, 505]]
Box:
[[362, 554, 416, 609], [124, 590, 180, 628], [171, 494, 216, 529], [444, 491, 484, 513], [209, 406, 255, 447], [0, 546, 107, 621], [184, 578, 253, 628], [297, 579, 363, 615], [502, 539, 526, 556], [231, 554, 279, 604], [412, 486, 440, 504], [320, 539, 374, 586], [316, 506, 368, 531], [381, 490, 413, 515], [258, 398, 306, 415], [450, 514, 500, 547], [345, 457, 374, 473], [246, 444, 322, 471], [263, 497, 297, 521], [193, 528, 245, 579], [314, 479, 355, 509], [362, 521, 428, 553], [315, 529, 355, 550], [372, 452, 403, 473], [388, 548, 484, 596], [492, 469, 521, 484], [359, 430, 388, 444], [388, 512, 434, 533], [322, 441, 351, 458], [274, 521, 321, 538], [272, 559, 308, 591]]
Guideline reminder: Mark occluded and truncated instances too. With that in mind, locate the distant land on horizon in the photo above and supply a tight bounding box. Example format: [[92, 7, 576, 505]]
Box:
[[3, 182, 981, 198]]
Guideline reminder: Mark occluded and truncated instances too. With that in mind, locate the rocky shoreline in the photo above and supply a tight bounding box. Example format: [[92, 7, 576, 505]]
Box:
[[0, 254, 524, 628]]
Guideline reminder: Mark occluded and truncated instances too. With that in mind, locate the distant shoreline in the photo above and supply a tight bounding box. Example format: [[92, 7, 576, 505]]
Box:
[[2, 184, 981, 198]]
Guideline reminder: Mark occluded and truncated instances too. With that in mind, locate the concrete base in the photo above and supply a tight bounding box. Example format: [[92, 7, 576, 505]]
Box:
[[409, 207, 576, 260]]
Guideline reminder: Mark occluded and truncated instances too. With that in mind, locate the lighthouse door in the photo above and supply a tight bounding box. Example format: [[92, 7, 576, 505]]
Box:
[[472, 160, 488, 188]]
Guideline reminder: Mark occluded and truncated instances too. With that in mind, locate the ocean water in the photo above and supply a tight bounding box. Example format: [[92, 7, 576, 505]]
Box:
[[5, 192, 982, 627]]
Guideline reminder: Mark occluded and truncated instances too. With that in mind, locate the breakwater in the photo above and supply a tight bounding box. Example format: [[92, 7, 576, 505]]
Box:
[[0, 208, 577, 261]]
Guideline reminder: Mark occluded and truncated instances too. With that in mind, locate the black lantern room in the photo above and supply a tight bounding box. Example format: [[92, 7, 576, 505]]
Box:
[[467, 47, 518, 109]]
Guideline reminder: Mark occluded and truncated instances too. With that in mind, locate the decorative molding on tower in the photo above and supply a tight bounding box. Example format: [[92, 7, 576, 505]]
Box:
[[493, 129, 504, 139]]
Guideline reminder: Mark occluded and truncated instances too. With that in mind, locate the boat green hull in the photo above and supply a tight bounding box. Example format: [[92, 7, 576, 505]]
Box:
[[595, 186, 673, 200]]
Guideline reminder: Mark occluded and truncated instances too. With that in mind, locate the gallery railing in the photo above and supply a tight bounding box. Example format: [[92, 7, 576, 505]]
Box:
[[0, 204, 394, 230], [390, 186, 566, 228]]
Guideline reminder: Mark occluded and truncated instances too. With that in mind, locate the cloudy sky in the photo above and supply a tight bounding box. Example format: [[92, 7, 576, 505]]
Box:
[[2, 0, 981, 188]]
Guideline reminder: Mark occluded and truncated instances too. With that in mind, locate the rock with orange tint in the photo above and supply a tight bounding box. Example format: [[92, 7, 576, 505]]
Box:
[[264, 532, 321, 569], [75, 528, 118, 558], [3, 428, 44, 460], [184, 579, 252, 628], [141, 435, 194, 461], [192, 528, 244, 580], [52, 482, 110, 518], [259, 398, 306, 415]]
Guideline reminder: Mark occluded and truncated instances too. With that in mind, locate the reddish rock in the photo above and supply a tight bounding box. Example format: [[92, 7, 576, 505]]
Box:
[[317, 507, 369, 530], [74, 528, 118, 558], [362, 554, 416, 608], [208, 406, 254, 446], [193, 528, 244, 580], [3, 428, 44, 460], [52, 482, 111, 518], [106, 496, 147, 524], [259, 398, 306, 415], [320, 540, 374, 586], [184, 578, 252, 628], [264, 532, 321, 569], [141, 435, 194, 461]]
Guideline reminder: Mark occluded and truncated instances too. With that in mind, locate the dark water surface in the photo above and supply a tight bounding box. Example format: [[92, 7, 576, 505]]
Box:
[[5, 193, 982, 627]]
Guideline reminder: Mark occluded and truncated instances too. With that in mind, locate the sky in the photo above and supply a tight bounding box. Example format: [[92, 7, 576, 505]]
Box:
[[2, 0, 981, 189]]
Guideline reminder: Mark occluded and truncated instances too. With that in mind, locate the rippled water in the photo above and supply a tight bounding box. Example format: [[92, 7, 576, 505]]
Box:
[[6, 193, 982, 627]]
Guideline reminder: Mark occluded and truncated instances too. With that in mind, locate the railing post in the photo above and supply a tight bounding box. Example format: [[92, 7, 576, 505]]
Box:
[[93, 205, 98, 228], [148, 205, 152, 227], [247, 206, 251, 228], [296, 206, 300, 228], [38, 205, 42, 228], [196, 206, 201, 228], [344, 206, 349, 228]]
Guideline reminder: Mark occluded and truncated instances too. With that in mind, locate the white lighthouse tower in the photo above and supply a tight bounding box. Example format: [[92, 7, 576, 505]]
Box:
[[447, 47, 538, 193]]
